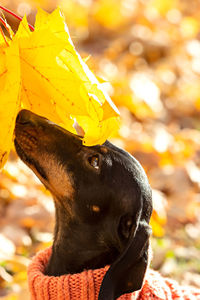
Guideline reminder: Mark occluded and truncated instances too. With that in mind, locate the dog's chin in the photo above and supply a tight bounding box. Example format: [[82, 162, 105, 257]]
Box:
[[14, 138, 31, 164], [14, 122, 40, 169], [14, 138, 48, 181], [14, 138, 35, 173]]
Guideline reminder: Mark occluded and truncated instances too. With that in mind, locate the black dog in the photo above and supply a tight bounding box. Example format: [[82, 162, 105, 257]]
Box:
[[14, 109, 152, 300]]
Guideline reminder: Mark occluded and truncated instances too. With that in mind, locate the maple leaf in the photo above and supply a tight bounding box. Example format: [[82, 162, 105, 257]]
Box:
[[17, 8, 120, 142], [0, 39, 21, 168], [0, 7, 120, 168]]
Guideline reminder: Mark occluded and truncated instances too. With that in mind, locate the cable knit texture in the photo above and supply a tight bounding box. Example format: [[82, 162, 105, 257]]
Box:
[[28, 247, 200, 300]]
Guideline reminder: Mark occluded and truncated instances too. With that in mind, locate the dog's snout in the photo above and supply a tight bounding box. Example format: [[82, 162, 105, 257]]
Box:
[[16, 109, 37, 126]]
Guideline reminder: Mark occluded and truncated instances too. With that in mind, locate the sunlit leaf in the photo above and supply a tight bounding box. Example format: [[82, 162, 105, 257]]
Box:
[[0, 7, 120, 169], [0, 41, 21, 169]]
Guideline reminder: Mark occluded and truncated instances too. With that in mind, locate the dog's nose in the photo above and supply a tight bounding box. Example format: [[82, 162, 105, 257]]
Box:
[[16, 109, 36, 125]]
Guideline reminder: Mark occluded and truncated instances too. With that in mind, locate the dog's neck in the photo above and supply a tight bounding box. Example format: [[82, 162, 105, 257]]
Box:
[[45, 200, 81, 276], [45, 199, 117, 276]]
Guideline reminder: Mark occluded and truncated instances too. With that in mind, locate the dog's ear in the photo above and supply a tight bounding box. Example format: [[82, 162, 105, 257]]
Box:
[[98, 222, 151, 300]]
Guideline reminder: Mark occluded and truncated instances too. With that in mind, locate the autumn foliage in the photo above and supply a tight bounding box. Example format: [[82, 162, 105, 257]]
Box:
[[1, 0, 200, 299]]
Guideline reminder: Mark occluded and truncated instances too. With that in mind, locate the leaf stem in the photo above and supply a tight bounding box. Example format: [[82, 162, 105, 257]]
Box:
[[0, 26, 9, 46], [0, 16, 8, 30], [0, 6, 35, 31]]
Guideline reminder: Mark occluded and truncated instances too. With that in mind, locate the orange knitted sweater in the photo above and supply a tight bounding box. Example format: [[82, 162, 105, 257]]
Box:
[[28, 247, 200, 300]]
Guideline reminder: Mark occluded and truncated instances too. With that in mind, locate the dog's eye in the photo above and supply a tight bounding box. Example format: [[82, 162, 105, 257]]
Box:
[[88, 155, 99, 170]]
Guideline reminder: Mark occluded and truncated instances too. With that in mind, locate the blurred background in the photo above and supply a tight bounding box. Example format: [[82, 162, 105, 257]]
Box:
[[1, 0, 200, 299]]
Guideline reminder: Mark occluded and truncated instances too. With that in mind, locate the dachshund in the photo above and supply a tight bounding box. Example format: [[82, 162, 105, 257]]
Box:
[[14, 109, 152, 300]]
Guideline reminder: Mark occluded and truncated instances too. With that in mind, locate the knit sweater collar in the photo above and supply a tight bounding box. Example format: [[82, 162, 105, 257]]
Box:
[[27, 247, 200, 300]]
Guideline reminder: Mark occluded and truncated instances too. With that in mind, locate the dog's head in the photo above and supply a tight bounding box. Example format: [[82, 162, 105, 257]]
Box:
[[14, 109, 152, 300]]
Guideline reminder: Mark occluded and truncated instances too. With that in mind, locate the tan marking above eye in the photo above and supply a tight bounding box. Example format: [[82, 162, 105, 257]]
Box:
[[91, 205, 100, 212], [100, 147, 108, 154]]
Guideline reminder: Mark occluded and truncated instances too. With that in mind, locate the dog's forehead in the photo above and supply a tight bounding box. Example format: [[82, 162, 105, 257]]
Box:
[[103, 142, 151, 199], [104, 142, 147, 178]]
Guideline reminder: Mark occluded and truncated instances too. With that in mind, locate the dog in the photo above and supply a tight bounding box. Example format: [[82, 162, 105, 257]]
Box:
[[14, 109, 152, 300]]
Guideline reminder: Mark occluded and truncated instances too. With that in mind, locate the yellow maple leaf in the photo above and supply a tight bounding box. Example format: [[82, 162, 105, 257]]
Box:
[[0, 7, 119, 168], [0, 40, 21, 168], [17, 8, 119, 144]]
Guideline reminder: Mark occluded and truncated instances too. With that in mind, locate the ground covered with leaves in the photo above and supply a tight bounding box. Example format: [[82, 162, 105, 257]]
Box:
[[1, 0, 200, 299]]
